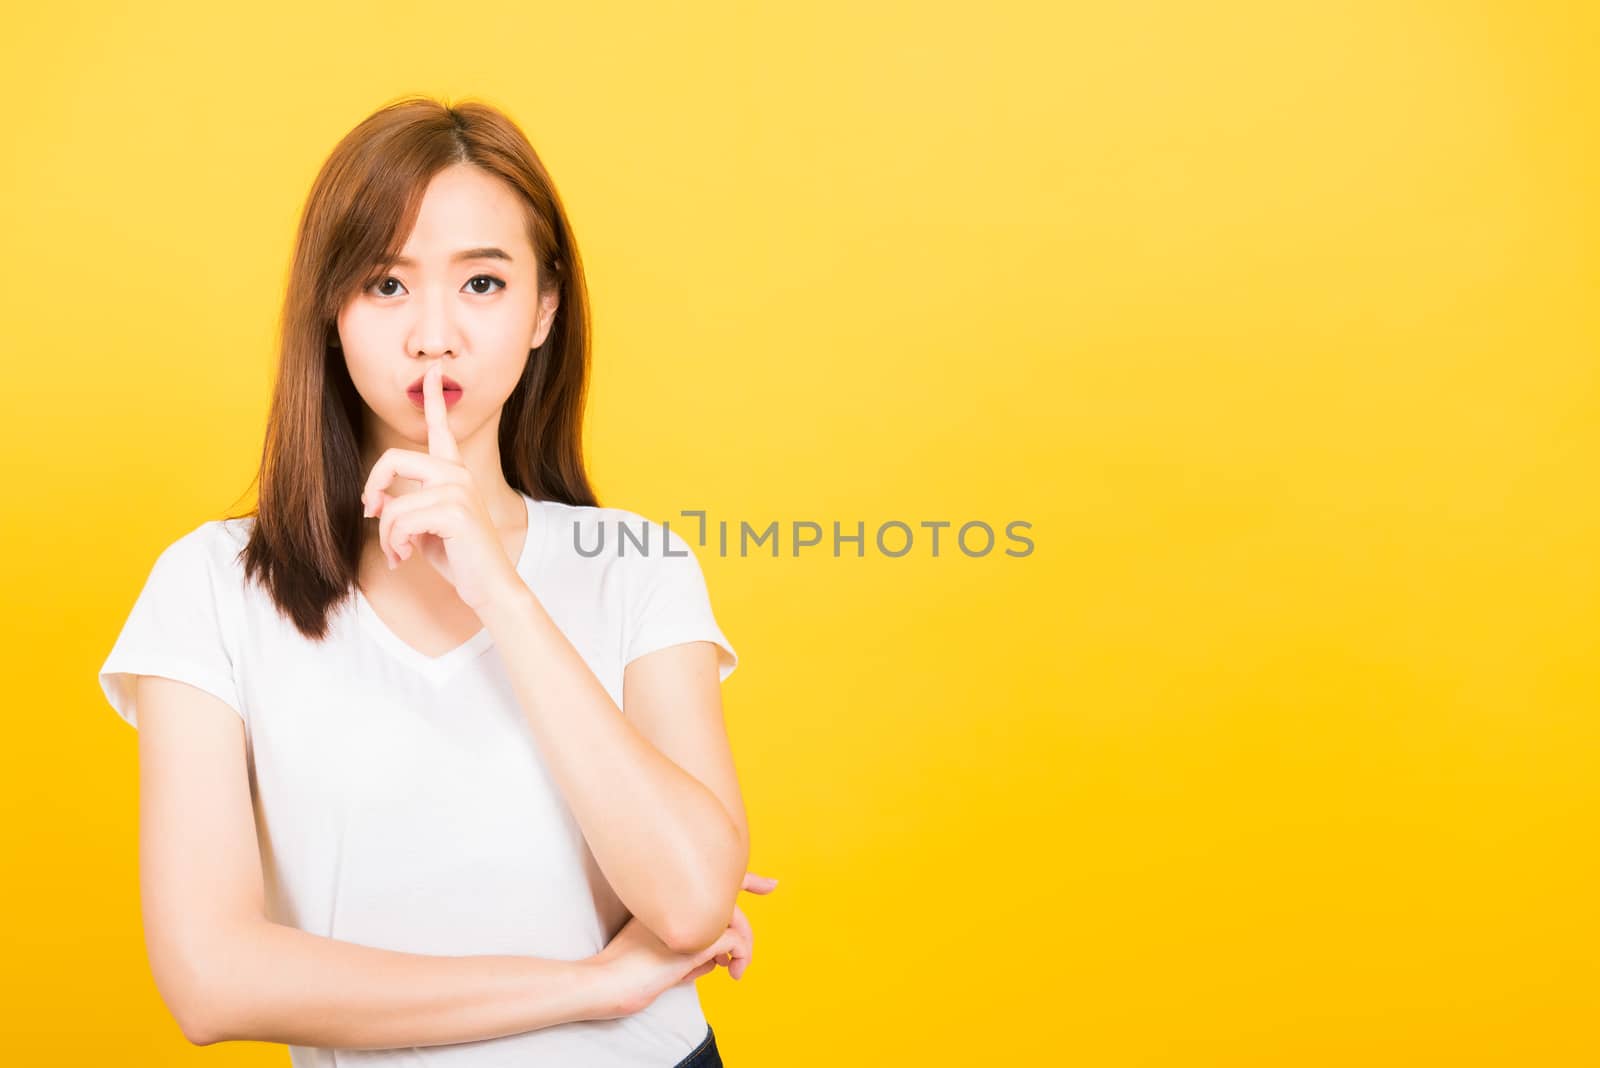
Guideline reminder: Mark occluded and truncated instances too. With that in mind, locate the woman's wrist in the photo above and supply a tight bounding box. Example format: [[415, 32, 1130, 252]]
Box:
[[569, 954, 626, 1021]]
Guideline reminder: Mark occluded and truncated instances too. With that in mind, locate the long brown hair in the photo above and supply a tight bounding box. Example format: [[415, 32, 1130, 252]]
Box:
[[229, 95, 598, 640]]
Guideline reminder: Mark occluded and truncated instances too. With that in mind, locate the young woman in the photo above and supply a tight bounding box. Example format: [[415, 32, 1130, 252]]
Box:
[[98, 96, 774, 1067]]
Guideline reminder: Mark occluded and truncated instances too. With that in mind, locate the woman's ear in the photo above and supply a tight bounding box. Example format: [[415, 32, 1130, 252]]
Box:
[[530, 289, 560, 350]]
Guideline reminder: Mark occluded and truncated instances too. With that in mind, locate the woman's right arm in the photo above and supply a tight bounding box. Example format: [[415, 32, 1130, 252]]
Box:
[[133, 674, 625, 1049]]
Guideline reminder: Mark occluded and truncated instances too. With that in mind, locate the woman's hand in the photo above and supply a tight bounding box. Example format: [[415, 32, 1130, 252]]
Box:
[[589, 871, 779, 1019], [360, 360, 522, 611], [711, 871, 778, 979]]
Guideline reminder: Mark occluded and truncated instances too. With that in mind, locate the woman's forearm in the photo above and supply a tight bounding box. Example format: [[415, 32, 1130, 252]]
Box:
[[189, 919, 617, 1049], [480, 583, 744, 952]]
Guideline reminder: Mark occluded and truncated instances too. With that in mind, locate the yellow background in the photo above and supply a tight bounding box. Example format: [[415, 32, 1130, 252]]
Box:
[[3, 1, 1595, 1063]]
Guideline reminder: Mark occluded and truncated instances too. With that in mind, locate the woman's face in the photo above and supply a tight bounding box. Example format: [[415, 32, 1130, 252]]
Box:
[[336, 162, 558, 454]]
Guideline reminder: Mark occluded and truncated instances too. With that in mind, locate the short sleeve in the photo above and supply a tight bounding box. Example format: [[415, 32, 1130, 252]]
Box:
[[622, 520, 739, 683], [98, 526, 245, 729]]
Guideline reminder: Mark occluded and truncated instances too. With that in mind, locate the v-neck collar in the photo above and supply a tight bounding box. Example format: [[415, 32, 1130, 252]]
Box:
[[352, 491, 544, 686]]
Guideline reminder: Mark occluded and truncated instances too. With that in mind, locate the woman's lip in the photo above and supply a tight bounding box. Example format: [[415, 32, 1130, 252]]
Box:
[[408, 375, 462, 391], [408, 387, 462, 410]]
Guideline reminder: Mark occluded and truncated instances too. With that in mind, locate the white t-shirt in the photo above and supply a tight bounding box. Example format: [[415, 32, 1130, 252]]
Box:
[[98, 491, 738, 1067]]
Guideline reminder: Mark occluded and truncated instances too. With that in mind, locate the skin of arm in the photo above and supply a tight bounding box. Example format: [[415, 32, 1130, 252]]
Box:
[[477, 584, 751, 956], [135, 674, 623, 1048], [194, 922, 615, 1048]]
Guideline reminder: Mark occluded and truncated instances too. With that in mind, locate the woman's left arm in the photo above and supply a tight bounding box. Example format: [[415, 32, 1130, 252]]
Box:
[[479, 585, 750, 956]]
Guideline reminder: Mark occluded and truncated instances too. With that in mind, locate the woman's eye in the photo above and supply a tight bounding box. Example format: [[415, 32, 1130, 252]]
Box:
[[367, 275, 505, 297]]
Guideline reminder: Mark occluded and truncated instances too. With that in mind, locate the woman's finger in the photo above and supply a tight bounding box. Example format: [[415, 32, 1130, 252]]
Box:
[[360, 445, 468, 510], [701, 930, 738, 972], [376, 485, 447, 570], [419, 360, 462, 463], [742, 871, 779, 895], [728, 903, 754, 980], [706, 911, 752, 978], [372, 492, 398, 569]]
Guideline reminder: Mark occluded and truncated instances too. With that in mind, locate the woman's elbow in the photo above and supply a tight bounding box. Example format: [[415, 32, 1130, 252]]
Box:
[[180, 1015, 222, 1048], [147, 925, 243, 1046], [663, 872, 744, 955], [662, 909, 730, 957], [156, 956, 225, 1046]]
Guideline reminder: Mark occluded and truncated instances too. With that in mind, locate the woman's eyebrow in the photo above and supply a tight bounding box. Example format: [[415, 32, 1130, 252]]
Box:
[[389, 247, 513, 267]]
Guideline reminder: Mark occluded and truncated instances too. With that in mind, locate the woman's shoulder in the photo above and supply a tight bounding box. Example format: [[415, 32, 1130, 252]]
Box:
[[145, 513, 257, 593], [146, 513, 244, 560], [119, 514, 259, 629], [199, 512, 256, 564]]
